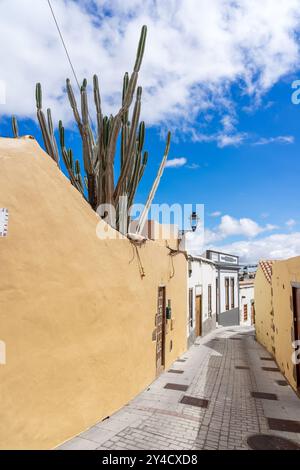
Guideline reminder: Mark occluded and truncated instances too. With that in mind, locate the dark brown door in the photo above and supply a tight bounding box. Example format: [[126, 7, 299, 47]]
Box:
[[156, 287, 166, 376], [292, 287, 300, 389], [251, 302, 255, 325], [195, 295, 202, 337], [244, 304, 248, 322]]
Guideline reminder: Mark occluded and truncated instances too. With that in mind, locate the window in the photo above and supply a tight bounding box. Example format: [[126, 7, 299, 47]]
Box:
[[225, 278, 229, 311], [189, 288, 193, 328], [208, 285, 212, 316], [244, 304, 248, 321], [231, 278, 235, 309]]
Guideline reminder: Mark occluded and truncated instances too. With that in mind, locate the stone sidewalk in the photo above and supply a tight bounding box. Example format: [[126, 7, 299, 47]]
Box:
[[59, 326, 300, 450]]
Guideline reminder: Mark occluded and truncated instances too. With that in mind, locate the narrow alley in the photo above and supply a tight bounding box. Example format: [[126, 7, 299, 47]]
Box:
[[59, 326, 300, 451]]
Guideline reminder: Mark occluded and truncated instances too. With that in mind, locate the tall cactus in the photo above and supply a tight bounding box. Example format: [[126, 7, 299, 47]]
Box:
[[35, 25, 172, 232], [35, 83, 59, 164], [11, 116, 19, 138]]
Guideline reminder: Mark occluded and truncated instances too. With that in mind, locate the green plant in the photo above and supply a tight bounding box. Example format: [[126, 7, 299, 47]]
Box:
[[35, 83, 59, 164], [35, 26, 171, 233], [11, 116, 19, 138]]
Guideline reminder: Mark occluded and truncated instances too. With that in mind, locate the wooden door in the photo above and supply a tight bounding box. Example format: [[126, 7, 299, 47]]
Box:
[[251, 302, 255, 325], [156, 287, 166, 376], [292, 287, 300, 389], [195, 295, 202, 337]]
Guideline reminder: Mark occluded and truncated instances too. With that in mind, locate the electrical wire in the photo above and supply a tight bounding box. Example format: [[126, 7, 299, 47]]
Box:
[[47, 0, 81, 91], [46, 0, 95, 133]]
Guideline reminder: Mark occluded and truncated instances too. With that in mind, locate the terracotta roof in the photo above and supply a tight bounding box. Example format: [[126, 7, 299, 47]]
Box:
[[259, 260, 274, 284]]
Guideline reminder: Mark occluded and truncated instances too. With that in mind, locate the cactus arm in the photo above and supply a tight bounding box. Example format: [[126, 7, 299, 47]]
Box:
[[36, 83, 42, 110], [138, 151, 148, 182], [113, 86, 142, 203], [75, 160, 84, 192], [105, 72, 138, 176], [12, 116, 19, 138], [59, 121, 85, 196], [128, 150, 142, 209], [128, 124, 146, 208], [134, 25, 147, 73], [34, 25, 158, 232], [35, 83, 60, 164], [124, 86, 142, 167], [66, 79, 83, 132], [93, 74, 103, 141], [93, 74, 103, 176], [37, 109, 55, 158], [80, 79, 93, 174], [79, 79, 98, 209], [105, 25, 146, 171], [97, 116, 108, 206], [47, 108, 59, 164], [35, 84, 53, 156]]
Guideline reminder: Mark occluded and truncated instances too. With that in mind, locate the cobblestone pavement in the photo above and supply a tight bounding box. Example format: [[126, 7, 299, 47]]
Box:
[[59, 326, 300, 450]]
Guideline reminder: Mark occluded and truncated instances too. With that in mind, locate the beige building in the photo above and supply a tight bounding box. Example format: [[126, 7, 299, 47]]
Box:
[[255, 258, 300, 394], [0, 137, 188, 449]]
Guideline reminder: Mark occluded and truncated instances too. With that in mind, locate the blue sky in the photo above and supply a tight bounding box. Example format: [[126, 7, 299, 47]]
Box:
[[154, 79, 300, 226], [1, 0, 300, 262]]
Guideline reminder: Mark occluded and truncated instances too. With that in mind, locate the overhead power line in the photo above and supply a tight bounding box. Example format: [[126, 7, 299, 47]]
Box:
[[47, 0, 81, 91], [46, 0, 95, 132]]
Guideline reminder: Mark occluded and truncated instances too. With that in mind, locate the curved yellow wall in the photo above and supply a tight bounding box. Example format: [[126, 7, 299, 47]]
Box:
[[0, 138, 187, 449], [255, 257, 300, 393], [254, 267, 273, 354], [272, 258, 300, 391]]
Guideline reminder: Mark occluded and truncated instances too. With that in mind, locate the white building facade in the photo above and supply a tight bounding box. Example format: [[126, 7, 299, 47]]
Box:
[[180, 231, 241, 344], [187, 256, 217, 346], [204, 250, 240, 327]]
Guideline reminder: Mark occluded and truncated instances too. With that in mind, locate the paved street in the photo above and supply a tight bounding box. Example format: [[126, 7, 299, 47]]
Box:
[[59, 326, 300, 450]]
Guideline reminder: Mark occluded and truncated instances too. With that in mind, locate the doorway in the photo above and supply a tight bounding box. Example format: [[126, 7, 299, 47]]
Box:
[[195, 295, 202, 337], [292, 286, 300, 390], [156, 286, 166, 376]]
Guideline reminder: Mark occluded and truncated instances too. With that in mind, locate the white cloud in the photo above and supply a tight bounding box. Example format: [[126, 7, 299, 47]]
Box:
[[210, 211, 222, 218], [217, 133, 247, 148], [214, 232, 300, 263], [184, 214, 278, 256], [165, 157, 187, 168], [212, 215, 277, 240], [0, 80, 6, 105], [253, 135, 295, 146], [0, 0, 300, 137], [183, 213, 299, 262], [286, 218, 297, 228], [186, 163, 200, 170]]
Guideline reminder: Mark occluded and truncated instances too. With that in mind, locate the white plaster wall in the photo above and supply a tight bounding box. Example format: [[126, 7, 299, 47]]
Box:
[[188, 260, 216, 334], [219, 270, 239, 313], [239, 285, 254, 326]]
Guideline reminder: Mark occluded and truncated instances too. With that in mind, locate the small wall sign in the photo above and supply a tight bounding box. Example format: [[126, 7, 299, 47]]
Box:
[[0, 209, 9, 237]]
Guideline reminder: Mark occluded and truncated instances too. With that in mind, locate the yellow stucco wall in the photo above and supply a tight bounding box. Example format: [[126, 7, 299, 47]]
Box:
[[0, 138, 188, 449], [255, 257, 300, 393], [254, 266, 274, 355]]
